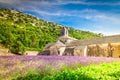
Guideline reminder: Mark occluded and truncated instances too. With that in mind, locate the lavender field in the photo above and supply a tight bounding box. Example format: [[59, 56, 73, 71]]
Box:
[[0, 56, 120, 80]]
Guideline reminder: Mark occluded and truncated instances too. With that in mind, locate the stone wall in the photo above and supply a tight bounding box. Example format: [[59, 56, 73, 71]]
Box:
[[111, 43, 120, 58], [26, 51, 39, 55], [67, 35, 120, 47], [87, 42, 120, 58], [74, 46, 86, 56], [64, 42, 120, 58], [63, 48, 74, 56]]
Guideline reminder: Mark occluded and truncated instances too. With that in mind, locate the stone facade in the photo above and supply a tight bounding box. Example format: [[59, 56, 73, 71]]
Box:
[[41, 27, 120, 58], [41, 27, 76, 56], [41, 40, 66, 55], [86, 42, 120, 58]]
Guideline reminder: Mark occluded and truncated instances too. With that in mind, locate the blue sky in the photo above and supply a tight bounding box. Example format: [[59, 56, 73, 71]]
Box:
[[0, 0, 120, 36]]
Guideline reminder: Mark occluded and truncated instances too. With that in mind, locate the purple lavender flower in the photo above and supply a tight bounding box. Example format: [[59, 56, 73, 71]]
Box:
[[0, 56, 120, 79]]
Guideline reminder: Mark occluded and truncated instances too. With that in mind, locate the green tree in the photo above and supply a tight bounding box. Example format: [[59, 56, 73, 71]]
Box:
[[9, 41, 26, 55]]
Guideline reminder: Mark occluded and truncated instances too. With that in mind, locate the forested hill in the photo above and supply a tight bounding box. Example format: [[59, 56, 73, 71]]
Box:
[[0, 8, 102, 54]]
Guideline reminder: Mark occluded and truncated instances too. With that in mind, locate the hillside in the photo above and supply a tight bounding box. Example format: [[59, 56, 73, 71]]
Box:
[[0, 8, 102, 55]]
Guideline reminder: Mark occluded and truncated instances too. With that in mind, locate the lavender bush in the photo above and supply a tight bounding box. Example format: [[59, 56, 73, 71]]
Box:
[[0, 56, 120, 80]]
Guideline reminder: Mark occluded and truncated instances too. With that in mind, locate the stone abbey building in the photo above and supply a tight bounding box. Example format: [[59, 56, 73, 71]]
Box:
[[41, 27, 120, 58]]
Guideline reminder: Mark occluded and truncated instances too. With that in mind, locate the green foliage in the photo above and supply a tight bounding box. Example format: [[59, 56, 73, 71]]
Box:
[[9, 41, 26, 55], [14, 62, 120, 80], [0, 8, 102, 55], [68, 27, 103, 39], [15, 73, 43, 80]]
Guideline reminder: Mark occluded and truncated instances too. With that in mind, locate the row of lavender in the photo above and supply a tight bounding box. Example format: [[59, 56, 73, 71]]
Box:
[[0, 56, 120, 79]]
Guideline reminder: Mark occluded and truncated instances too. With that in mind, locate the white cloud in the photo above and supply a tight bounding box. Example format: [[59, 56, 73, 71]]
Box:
[[0, 0, 120, 35], [0, 0, 20, 4], [30, 0, 120, 6], [35, 0, 120, 6], [91, 29, 120, 36], [25, 7, 120, 27], [1, 0, 120, 7], [79, 25, 120, 36]]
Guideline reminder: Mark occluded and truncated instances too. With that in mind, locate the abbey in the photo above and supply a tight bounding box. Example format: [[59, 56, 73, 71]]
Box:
[[41, 27, 120, 58]]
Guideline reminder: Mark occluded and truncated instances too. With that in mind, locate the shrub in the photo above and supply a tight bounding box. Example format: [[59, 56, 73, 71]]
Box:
[[14, 62, 120, 80], [9, 41, 26, 55]]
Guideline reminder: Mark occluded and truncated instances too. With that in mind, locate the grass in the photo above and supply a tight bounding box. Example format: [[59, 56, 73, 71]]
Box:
[[13, 62, 120, 80]]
